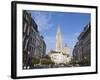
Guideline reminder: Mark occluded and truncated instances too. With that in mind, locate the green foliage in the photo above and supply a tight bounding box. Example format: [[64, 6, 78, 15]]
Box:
[[32, 57, 40, 64], [78, 58, 90, 66], [71, 57, 90, 66], [41, 58, 54, 65], [70, 61, 75, 65], [45, 55, 51, 59]]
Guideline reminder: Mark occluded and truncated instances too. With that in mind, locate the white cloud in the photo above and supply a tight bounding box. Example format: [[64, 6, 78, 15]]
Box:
[[29, 11, 53, 32]]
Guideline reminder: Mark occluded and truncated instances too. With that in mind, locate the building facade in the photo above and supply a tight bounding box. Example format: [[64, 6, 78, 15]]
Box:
[[23, 10, 46, 69], [73, 23, 91, 66]]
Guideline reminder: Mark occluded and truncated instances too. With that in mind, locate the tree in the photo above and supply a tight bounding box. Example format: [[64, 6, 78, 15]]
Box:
[[45, 55, 51, 59], [32, 57, 40, 65], [78, 58, 90, 66], [41, 58, 54, 65]]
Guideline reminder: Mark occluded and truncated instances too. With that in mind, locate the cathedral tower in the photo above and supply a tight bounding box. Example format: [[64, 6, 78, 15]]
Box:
[[56, 25, 62, 51]]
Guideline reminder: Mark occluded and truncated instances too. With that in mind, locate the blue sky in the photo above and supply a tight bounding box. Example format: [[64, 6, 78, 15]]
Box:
[[28, 10, 90, 55]]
